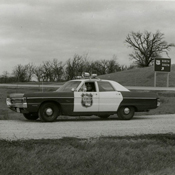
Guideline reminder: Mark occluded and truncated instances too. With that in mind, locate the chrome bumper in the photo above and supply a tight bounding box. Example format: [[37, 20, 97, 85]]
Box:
[[6, 97, 28, 112]]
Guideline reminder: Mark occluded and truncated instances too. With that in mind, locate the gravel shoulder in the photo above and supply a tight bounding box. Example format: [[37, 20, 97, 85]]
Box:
[[0, 114, 175, 140]]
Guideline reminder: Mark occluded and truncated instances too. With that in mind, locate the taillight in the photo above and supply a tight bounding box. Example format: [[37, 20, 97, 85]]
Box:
[[157, 98, 161, 107]]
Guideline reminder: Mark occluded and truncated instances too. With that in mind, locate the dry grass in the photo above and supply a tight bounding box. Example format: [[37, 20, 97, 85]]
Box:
[[1, 70, 175, 175], [99, 65, 175, 87], [0, 134, 175, 175]]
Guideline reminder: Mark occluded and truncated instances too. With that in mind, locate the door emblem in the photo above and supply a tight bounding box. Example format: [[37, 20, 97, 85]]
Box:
[[81, 93, 93, 107]]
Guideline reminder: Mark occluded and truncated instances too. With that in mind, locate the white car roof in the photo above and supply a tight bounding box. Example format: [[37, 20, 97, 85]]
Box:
[[71, 79, 129, 92]]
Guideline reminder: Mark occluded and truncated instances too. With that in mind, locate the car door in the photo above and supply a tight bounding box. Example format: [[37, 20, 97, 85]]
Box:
[[74, 81, 99, 112], [97, 81, 123, 112]]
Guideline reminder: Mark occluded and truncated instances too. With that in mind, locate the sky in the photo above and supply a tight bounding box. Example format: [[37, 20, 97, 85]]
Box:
[[0, 0, 175, 75]]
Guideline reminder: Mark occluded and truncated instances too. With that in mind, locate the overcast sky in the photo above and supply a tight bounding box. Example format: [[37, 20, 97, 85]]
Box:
[[0, 0, 175, 74]]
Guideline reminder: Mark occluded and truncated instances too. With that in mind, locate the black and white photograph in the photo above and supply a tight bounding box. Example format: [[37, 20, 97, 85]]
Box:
[[0, 0, 175, 174]]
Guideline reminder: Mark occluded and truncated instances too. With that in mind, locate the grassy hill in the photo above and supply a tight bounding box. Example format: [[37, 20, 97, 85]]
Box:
[[99, 64, 175, 87]]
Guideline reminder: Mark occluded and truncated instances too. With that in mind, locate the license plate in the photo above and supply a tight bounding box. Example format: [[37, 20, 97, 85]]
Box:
[[16, 108, 20, 113]]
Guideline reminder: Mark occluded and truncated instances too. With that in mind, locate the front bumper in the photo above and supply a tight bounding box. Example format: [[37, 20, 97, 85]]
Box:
[[9, 107, 29, 113], [6, 97, 28, 113]]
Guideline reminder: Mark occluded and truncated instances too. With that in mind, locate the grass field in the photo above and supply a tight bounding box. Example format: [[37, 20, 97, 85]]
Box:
[[1, 134, 175, 175], [99, 65, 175, 87], [1, 81, 175, 174]]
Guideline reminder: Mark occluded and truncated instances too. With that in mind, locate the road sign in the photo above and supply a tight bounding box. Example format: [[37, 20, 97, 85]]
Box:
[[154, 58, 171, 72], [154, 58, 171, 87]]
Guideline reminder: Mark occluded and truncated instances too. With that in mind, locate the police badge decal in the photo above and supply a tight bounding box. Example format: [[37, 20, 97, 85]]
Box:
[[81, 93, 93, 107]]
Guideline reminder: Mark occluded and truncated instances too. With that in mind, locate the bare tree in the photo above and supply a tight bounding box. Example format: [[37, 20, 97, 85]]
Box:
[[10, 56, 124, 82], [41, 61, 53, 81], [125, 31, 175, 67], [33, 59, 64, 82], [65, 54, 88, 80], [107, 55, 121, 73], [13, 64, 27, 82], [34, 65, 43, 82], [25, 63, 35, 81], [0, 71, 9, 83], [90, 60, 108, 75], [12, 63, 35, 82], [52, 59, 64, 81], [90, 57, 122, 75]]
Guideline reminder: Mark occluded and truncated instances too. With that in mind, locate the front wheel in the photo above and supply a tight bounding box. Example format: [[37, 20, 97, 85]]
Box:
[[23, 113, 39, 121], [39, 102, 60, 122], [117, 106, 135, 120]]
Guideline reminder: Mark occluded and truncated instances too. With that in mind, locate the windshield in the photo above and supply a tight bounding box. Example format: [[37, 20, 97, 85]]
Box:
[[56, 81, 81, 92]]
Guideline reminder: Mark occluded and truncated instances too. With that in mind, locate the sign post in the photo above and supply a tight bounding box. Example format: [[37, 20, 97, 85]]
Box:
[[154, 58, 171, 87]]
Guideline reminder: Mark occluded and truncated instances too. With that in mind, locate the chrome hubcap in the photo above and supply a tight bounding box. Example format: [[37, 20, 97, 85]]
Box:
[[46, 108, 53, 116], [124, 108, 130, 115]]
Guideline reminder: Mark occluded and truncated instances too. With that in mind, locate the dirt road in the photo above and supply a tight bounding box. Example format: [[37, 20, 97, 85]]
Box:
[[0, 114, 175, 140]]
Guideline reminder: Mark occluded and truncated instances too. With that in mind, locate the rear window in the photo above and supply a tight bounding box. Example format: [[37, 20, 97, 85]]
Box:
[[98, 81, 115, 92]]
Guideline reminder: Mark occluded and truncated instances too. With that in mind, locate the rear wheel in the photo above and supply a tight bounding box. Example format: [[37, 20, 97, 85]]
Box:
[[117, 106, 135, 120], [23, 113, 39, 121], [39, 102, 60, 122]]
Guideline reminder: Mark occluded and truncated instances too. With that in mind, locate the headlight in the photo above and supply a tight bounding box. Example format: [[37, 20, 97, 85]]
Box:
[[6, 97, 27, 108], [6, 98, 12, 107], [22, 97, 27, 108]]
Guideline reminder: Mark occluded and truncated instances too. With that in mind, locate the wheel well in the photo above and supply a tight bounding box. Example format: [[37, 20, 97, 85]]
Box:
[[39, 101, 62, 113], [131, 106, 137, 112], [118, 105, 138, 112]]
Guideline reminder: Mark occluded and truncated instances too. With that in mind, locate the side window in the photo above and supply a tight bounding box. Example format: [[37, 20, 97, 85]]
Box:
[[85, 82, 96, 92], [98, 81, 115, 92], [78, 82, 96, 92]]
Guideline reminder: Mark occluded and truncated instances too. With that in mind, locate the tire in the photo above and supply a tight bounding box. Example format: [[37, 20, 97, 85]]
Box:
[[117, 106, 135, 120], [98, 115, 110, 119], [23, 113, 39, 121], [39, 102, 60, 122]]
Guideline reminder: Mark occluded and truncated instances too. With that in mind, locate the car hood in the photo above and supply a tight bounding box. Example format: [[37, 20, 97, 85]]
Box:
[[7, 93, 24, 98], [23, 91, 73, 98]]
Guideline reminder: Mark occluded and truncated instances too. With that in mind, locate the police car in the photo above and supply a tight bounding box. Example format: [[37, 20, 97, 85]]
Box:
[[6, 73, 160, 122]]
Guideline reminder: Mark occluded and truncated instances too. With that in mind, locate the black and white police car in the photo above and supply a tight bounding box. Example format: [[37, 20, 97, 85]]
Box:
[[6, 73, 160, 122]]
